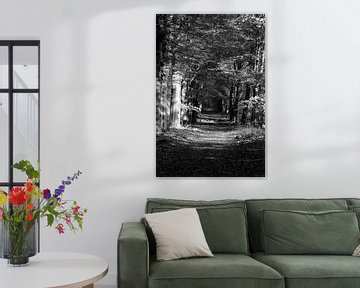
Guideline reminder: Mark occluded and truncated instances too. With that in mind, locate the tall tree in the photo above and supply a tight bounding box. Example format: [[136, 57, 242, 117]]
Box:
[[156, 14, 266, 132]]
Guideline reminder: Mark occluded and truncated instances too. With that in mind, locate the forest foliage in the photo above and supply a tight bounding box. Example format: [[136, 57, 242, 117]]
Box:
[[156, 14, 265, 133]]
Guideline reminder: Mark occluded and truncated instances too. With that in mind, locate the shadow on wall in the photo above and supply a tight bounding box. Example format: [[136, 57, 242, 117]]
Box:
[[44, 0, 247, 212], [47, 0, 292, 186], [44, 0, 208, 184]]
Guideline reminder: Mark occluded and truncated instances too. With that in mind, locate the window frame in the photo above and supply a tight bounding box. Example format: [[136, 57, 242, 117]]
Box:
[[0, 40, 40, 189], [0, 40, 40, 252]]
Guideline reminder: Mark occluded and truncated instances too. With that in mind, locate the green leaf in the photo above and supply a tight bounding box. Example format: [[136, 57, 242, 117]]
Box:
[[75, 215, 83, 230], [45, 205, 60, 217], [12, 160, 40, 180], [47, 214, 54, 227]]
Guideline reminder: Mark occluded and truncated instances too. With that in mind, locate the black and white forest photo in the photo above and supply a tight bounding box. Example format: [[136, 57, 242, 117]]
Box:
[[156, 14, 265, 177]]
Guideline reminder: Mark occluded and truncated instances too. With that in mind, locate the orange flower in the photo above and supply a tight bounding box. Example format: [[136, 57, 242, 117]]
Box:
[[24, 193, 31, 200], [25, 182, 33, 192], [26, 214, 33, 221], [26, 203, 34, 210]]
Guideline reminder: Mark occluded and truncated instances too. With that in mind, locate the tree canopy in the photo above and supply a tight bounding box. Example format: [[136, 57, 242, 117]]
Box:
[[156, 14, 265, 132]]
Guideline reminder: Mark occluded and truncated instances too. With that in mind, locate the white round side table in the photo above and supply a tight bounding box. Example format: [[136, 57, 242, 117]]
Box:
[[0, 252, 108, 288]]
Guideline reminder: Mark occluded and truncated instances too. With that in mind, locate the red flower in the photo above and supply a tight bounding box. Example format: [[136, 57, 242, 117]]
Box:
[[26, 214, 33, 221], [26, 203, 34, 210], [9, 187, 26, 205], [72, 205, 80, 215], [25, 182, 33, 192], [56, 223, 65, 234], [65, 214, 71, 225], [24, 193, 31, 201]]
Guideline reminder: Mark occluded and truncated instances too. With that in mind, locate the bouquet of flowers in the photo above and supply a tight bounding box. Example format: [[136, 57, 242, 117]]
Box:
[[0, 160, 87, 265]]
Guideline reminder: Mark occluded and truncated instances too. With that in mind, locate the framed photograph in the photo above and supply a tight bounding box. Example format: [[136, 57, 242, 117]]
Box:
[[156, 14, 265, 177]]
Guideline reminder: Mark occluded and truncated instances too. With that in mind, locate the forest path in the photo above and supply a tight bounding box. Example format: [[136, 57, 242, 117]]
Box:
[[156, 113, 265, 177]]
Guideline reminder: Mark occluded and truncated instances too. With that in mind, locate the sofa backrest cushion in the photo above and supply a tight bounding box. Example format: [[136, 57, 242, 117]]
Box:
[[347, 199, 360, 228], [145, 198, 249, 254], [246, 198, 349, 252], [348, 198, 360, 207], [261, 209, 359, 255]]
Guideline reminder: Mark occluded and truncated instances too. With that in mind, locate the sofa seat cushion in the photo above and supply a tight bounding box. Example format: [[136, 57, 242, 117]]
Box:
[[149, 254, 284, 288], [252, 252, 360, 288]]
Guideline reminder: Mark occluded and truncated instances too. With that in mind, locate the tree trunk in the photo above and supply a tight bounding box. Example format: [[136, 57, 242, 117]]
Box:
[[234, 83, 240, 124], [156, 15, 172, 132], [260, 47, 265, 74], [229, 84, 235, 121], [241, 84, 251, 125], [170, 72, 182, 128]]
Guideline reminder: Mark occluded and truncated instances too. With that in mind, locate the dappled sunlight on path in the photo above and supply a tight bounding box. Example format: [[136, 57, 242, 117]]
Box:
[[156, 113, 265, 177]]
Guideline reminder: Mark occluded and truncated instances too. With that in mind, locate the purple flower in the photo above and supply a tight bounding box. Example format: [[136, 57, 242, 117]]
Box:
[[43, 189, 51, 200], [54, 189, 63, 198], [54, 170, 82, 199]]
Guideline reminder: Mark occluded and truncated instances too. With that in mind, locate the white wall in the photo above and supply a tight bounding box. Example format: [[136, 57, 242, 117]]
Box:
[[1, 0, 360, 285]]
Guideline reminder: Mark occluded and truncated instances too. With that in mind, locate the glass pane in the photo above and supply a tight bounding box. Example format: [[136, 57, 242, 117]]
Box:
[[0, 47, 8, 89], [0, 93, 9, 182], [13, 93, 39, 182], [0, 186, 7, 253], [13, 46, 38, 89], [0, 186, 8, 194]]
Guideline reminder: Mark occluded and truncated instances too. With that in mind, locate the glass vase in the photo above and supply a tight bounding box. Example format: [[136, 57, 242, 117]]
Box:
[[0, 220, 37, 266]]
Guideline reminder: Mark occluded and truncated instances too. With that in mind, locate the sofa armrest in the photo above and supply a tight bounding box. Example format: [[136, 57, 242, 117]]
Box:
[[118, 222, 149, 288]]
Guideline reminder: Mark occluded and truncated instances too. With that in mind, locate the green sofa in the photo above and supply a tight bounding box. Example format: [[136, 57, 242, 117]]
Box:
[[118, 198, 360, 288]]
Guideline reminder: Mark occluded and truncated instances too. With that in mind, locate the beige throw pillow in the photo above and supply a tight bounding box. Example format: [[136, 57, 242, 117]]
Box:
[[353, 244, 360, 256], [145, 208, 213, 261]]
